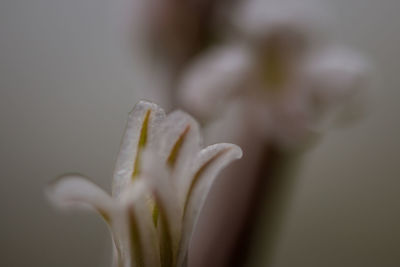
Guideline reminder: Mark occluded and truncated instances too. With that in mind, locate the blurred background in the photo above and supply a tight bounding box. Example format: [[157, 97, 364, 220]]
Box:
[[0, 0, 399, 266]]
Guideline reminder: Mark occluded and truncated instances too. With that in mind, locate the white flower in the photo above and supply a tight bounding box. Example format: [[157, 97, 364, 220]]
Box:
[[179, 0, 370, 148], [46, 101, 242, 267]]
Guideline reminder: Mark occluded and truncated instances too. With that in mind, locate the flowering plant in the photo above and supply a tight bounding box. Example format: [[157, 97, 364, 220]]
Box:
[[179, 0, 369, 148]]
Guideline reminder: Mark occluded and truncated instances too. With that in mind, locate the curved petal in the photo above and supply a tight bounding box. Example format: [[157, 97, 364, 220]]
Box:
[[46, 174, 129, 267], [46, 174, 114, 221], [177, 143, 242, 266], [112, 101, 166, 198], [153, 111, 202, 191]]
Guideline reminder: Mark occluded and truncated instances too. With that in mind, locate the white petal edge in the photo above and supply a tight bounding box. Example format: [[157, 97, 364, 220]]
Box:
[[112, 101, 166, 198], [177, 143, 242, 266]]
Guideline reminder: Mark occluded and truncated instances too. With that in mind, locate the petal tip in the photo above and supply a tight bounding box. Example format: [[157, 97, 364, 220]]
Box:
[[46, 174, 112, 212], [129, 100, 164, 116]]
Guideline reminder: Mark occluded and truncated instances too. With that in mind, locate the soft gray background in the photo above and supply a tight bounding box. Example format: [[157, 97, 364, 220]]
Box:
[[0, 0, 399, 266]]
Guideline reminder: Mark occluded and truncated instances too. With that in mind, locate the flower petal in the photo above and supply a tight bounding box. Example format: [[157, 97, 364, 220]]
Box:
[[153, 110, 203, 194], [112, 101, 166, 198], [142, 151, 181, 267], [46, 174, 114, 222], [177, 143, 242, 266], [46, 174, 129, 267], [119, 180, 161, 267]]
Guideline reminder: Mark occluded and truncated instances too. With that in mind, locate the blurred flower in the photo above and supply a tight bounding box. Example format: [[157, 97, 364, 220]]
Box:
[[178, 1, 371, 266], [179, 0, 370, 148], [46, 101, 242, 267]]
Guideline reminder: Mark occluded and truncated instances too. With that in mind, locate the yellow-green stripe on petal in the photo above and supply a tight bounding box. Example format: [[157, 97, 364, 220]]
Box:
[[132, 109, 151, 179], [153, 192, 174, 267], [128, 206, 144, 267], [167, 125, 191, 168]]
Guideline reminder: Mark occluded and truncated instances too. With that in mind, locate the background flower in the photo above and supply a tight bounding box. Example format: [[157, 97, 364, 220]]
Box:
[[179, 0, 370, 148], [177, 0, 371, 266]]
